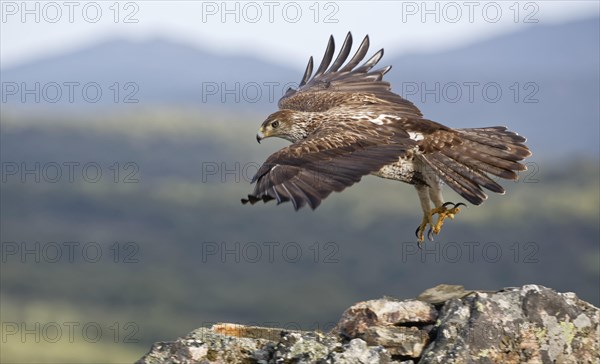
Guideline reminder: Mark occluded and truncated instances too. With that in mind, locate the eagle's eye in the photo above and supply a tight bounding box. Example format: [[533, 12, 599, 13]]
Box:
[[271, 121, 280, 128]]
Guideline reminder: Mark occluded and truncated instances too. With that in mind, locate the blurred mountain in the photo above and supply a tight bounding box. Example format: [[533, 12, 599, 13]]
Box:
[[2, 17, 599, 156], [390, 16, 599, 74], [1, 38, 296, 108]]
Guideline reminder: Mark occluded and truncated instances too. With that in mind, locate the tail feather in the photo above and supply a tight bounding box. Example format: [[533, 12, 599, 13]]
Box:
[[459, 127, 528, 145], [423, 126, 531, 205], [460, 139, 530, 161], [433, 153, 505, 194], [450, 152, 517, 180], [427, 154, 487, 205], [445, 146, 524, 174]]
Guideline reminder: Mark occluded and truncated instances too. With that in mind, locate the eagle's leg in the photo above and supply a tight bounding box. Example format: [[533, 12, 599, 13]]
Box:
[[415, 185, 435, 243]]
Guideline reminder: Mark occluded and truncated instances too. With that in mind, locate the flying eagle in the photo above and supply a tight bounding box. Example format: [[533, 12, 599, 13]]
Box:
[[242, 33, 532, 243]]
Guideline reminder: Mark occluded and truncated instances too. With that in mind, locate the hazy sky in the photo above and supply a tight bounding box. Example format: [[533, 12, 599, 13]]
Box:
[[1, 1, 597, 68]]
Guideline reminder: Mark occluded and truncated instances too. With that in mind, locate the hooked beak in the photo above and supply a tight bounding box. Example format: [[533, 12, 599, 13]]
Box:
[[256, 129, 265, 144]]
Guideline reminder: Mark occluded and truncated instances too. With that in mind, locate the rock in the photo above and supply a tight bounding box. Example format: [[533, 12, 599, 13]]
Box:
[[420, 285, 600, 363], [335, 298, 437, 338], [137, 328, 269, 364], [271, 331, 335, 363], [333, 297, 436, 358], [329, 339, 393, 363], [362, 326, 430, 357], [416, 284, 476, 305], [212, 323, 294, 341], [137, 285, 599, 364]]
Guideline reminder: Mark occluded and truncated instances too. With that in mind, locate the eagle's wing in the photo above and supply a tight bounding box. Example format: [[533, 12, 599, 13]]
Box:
[[243, 119, 415, 210], [278, 32, 422, 118]]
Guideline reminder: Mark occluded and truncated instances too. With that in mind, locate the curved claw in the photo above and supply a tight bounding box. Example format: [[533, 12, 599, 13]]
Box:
[[427, 227, 434, 241], [442, 201, 466, 209], [415, 226, 421, 239]]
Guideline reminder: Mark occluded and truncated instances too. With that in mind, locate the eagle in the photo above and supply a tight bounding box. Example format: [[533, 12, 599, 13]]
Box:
[[242, 33, 531, 243]]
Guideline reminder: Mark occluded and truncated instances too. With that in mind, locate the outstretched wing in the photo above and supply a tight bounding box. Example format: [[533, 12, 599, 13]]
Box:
[[278, 32, 422, 118], [242, 120, 415, 210]]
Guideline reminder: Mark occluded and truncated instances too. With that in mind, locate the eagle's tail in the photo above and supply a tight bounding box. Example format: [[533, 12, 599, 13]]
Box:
[[423, 127, 532, 205]]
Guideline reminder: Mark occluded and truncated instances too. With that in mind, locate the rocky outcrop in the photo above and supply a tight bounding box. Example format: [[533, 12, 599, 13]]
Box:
[[137, 285, 599, 363]]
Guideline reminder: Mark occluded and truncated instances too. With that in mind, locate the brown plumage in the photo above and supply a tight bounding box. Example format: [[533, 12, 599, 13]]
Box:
[[242, 32, 532, 242]]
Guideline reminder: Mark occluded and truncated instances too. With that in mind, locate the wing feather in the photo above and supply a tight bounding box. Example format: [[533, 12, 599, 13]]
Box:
[[355, 49, 384, 73], [243, 121, 413, 210], [327, 32, 353, 73], [278, 32, 422, 118], [299, 57, 314, 87], [313, 35, 335, 78], [339, 35, 370, 72]]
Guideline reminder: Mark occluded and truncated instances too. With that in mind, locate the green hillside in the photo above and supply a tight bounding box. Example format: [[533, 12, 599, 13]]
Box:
[[1, 110, 598, 362]]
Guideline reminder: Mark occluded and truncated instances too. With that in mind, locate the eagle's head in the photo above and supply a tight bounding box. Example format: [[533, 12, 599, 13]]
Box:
[[256, 110, 309, 143]]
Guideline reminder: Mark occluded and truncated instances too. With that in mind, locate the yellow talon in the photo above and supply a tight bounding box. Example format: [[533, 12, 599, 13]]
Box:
[[416, 202, 465, 245], [432, 204, 462, 235], [415, 207, 442, 244]]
